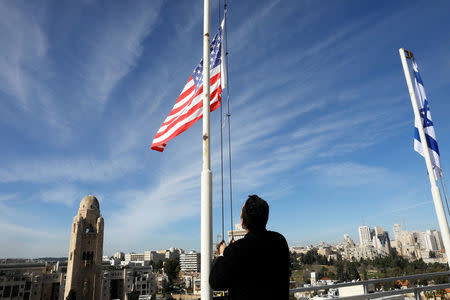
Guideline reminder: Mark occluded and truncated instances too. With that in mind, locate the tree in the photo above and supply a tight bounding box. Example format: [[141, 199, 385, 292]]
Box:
[[300, 249, 330, 265], [362, 269, 368, 281], [301, 250, 316, 265], [151, 259, 164, 272], [290, 252, 300, 270], [164, 258, 180, 286], [336, 263, 345, 282], [317, 266, 328, 280]]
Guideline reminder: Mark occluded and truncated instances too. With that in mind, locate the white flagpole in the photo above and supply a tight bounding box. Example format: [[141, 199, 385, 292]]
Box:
[[399, 48, 450, 268], [201, 0, 212, 299]]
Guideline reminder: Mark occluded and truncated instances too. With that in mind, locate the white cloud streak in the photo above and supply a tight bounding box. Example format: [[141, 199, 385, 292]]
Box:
[[79, 1, 163, 110], [0, 1, 48, 108], [39, 186, 85, 207], [0, 155, 142, 183], [105, 161, 201, 251], [306, 162, 394, 187], [0, 220, 67, 257], [0, 194, 16, 202]]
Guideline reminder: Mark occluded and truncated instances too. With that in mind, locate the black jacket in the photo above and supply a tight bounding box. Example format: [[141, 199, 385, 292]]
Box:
[[209, 229, 290, 300]]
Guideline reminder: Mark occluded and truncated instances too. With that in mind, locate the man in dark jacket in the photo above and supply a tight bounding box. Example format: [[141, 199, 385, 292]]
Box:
[[209, 195, 290, 300]]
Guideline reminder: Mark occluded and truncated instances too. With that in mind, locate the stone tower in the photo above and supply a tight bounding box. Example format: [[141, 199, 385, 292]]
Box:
[[64, 195, 104, 300]]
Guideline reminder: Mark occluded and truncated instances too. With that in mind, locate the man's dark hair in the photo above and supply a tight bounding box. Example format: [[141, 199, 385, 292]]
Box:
[[241, 195, 269, 232]]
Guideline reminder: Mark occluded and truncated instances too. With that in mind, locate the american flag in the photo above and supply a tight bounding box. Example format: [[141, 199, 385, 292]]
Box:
[[151, 20, 225, 152]]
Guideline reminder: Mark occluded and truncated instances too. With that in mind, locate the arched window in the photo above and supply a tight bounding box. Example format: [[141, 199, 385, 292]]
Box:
[[82, 252, 86, 260], [85, 223, 95, 233]]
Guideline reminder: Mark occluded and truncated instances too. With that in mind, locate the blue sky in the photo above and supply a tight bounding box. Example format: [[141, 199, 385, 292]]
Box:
[[1, 0, 450, 258]]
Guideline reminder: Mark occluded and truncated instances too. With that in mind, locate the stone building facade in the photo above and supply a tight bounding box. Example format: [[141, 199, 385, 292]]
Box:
[[64, 195, 104, 300], [0, 262, 66, 300]]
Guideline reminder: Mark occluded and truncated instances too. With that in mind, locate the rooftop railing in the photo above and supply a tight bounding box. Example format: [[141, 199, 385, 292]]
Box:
[[290, 270, 450, 300]]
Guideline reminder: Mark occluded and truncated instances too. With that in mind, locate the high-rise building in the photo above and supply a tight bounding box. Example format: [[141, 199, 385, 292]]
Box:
[[101, 266, 156, 300], [393, 224, 402, 241], [179, 251, 201, 273], [343, 234, 355, 247], [144, 251, 165, 264], [114, 252, 125, 261], [424, 230, 438, 251], [374, 226, 384, 236], [227, 223, 247, 243], [165, 247, 182, 260], [64, 195, 104, 300], [125, 253, 145, 262], [373, 231, 392, 254], [358, 226, 372, 246], [412, 231, 426, 249], [431, 230, 444, 251]]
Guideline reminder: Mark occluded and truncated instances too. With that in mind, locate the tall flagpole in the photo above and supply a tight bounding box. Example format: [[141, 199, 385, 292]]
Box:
[[399, 48, 450, 268], [201, 0, 212, 299]]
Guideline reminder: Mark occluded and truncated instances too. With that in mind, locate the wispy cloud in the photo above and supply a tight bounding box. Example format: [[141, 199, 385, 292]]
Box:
[[39, 186, 85, 207], [0, 1, 48, 108], [78, 1, 163, 110], [106, 161, 201, 251], [306, 162, 394, 187], [0, 220, 67, 257], [372, 200, 433, 218], [230, 0, 281, 53], [0, 155, 142, 183], [0, 194, 16, 202]]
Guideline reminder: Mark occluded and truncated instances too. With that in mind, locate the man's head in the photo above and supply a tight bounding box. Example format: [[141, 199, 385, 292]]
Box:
[[241, 195, 269, 233]]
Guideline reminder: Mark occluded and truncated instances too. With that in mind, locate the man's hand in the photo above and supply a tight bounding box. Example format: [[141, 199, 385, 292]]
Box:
[[216, 240, 227, 256]]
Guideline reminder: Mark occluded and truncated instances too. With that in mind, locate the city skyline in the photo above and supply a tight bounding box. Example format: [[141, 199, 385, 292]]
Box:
[[1, 1, 450, 257], [0, 220, 444, 259]]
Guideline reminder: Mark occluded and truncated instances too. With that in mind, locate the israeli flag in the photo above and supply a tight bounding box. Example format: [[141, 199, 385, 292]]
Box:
[[412, 60, 442, 177]]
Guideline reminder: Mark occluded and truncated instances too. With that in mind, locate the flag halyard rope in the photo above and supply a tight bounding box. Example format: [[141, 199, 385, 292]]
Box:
[[223, 2, 235, 242], [218, 0, 225, 243]]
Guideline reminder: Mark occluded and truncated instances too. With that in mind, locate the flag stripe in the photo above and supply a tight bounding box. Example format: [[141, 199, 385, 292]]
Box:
[[172, 81, 195, 109], [414, 128, 440, 156], [155, 74, 220, 138], [153, 81, 222, 144], [160, 70, 221, 130], [153, 73, 222, 144], [152, 93, 221, 147], [412, 59, 442, 175], [151, 99, 221, 151]]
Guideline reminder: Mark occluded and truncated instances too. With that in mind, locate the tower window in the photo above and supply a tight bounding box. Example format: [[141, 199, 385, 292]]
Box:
[[85, 223, 95, 233]]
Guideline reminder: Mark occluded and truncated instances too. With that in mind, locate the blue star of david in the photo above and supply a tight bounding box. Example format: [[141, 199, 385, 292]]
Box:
[[419, 100, 433, 128]]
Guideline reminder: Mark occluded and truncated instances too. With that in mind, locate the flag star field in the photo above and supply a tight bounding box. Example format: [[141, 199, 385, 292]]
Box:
[[1, 0, 450, 257]]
